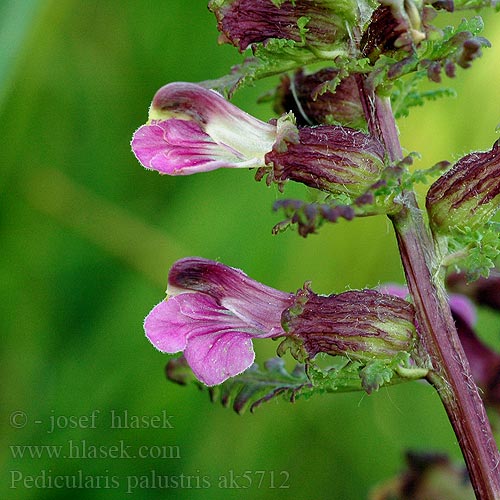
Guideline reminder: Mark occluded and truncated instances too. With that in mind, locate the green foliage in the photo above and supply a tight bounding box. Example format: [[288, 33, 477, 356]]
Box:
[[167, 357, 314, 414], [445, 223, 500, 280], [301, 351, 424, 396], [271, 155, 451, 238], [420, 16, 486, 59], [166, 352, 428, 414], [368, 16, 490, 103], [359, 352, 412, 394], [204, 43, 348, 98], [359, 361, 395, 394], [391, 71, 457, 119]]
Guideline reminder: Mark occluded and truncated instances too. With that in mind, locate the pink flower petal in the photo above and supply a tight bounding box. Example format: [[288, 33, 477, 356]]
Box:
[[144, 299, 190, 353], [150, 82, 276, 159], [377, 284, 410, 300], [131, 119, 249, 175], [144, 292, 269, 385], [167, 257, 294, 333], [184, 330, 255, 386]]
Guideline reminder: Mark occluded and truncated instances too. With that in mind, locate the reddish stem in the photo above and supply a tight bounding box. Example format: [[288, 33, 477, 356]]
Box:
[[359, 81, 500, 498], [393, 203, 500, 500]]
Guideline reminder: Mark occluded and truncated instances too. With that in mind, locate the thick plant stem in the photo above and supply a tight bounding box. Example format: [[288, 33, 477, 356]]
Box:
[[370, 93, 500, 498], [393, 204, 500, 499]]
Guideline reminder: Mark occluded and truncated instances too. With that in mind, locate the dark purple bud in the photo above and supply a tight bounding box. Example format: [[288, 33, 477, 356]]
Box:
[[272, 199, 357, 237], [444, 60, 456, 78], [361, 1, 426, 60], [265, 126, 386, 197], [426, 60, 442, 82], [165, 356, 191, 385], [426, 0, 454, 12], [208, 0, 354, 53], [387, 54, 419, 79], [282, 286, 417, 363], [457, 37, 483, 69], [426, 140, 500, 232], [273, 69, 366, 128]]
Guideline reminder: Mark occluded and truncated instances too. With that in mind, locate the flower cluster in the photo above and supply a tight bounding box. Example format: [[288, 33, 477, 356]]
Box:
[[132, 0, 499, 391]]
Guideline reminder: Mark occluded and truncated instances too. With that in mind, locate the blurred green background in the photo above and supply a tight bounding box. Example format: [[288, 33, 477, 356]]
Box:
[[1, 1, 499, 498]]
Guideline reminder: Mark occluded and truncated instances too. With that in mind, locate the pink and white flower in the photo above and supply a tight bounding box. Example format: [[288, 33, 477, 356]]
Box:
[[131, 82, 281, 175], [144, 257, 294, 386]]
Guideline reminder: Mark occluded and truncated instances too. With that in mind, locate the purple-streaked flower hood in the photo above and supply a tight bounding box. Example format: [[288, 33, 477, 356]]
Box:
[[282, 285, 417, 363], [131, 82, 296, 175], [209, 0, 357, 54], [144, 257, 294, 386], [426, 139, 500, 233]]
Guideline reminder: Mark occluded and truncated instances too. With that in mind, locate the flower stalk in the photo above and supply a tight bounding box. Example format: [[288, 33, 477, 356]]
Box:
[[367, 87, 500, 498]]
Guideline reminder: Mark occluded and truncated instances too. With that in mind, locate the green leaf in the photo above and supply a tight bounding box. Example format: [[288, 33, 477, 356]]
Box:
[[201, 47, 332, 98], [359, 352, 415, 394], [166, 356, 314, 414], [367, 16, 490, 103], [359, 361, 394, 394], [166, 352, 427, 414], [445, 223, 500, 281], [391, 71, 457, 119]]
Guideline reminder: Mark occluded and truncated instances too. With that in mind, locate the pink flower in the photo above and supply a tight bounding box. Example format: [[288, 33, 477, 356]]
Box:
[[131, 82, 284, 175], [144, 257, 294, 386], [131, 82, 386, 197]]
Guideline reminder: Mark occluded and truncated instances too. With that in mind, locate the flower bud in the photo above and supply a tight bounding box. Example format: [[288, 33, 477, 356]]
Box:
[[282, 286, 417, 363], [361, 0, 426, 60], [426, 140, 500, 232], [209, 0, 356, 53], [273, 69, 366, 128], [265, 126, 386, 197]]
